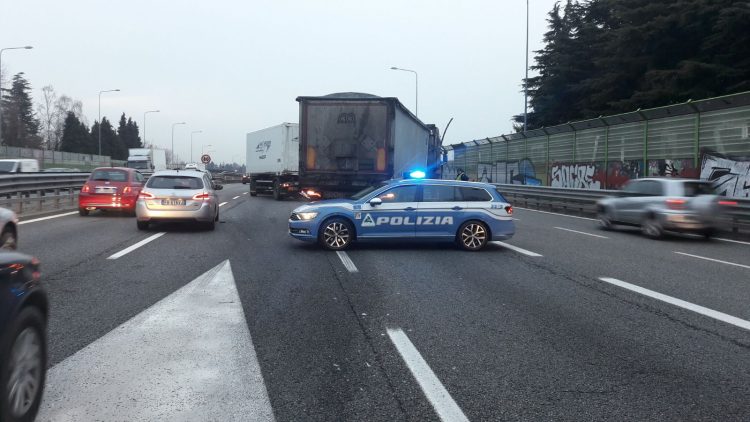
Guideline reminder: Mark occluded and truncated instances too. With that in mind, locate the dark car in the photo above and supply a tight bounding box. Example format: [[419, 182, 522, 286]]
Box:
[[0, 252, 47, 422]]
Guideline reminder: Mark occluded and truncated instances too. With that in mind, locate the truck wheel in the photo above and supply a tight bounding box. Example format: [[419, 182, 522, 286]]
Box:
[[273, 180, 282, 201], [319, 218, 354, 251], [250, 192, 258, 197]]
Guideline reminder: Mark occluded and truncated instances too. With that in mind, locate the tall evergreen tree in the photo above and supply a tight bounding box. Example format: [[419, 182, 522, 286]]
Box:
[[60, 112, 92, 153], [1, 72, 41, 148], [117, 113, 142, 149], [94, 117, 128, 160]]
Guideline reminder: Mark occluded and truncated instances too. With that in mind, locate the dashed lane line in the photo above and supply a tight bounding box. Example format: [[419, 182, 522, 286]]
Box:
[[336, 251, 359, 273], [493, 241, 543, 257], [107, 232, 166, 260], [599, 277, 750, 331], [18, 211, 78, 224], [387, 328, 469, 422], [714, 237, 750, 246], [674, 251, 750, 270], [242, 192, 248, 195], [554, 226, 608, 239], [219, 201, 228, 207], [232, 195, 240, 199]]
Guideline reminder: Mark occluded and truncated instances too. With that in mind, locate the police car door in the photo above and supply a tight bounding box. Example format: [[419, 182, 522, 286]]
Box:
[[357, 185, 419, 239], [416, 184, 464, 238]]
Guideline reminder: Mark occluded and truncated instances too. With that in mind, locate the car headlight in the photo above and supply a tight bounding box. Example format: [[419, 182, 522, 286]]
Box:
[[296, 212, 318, 221]]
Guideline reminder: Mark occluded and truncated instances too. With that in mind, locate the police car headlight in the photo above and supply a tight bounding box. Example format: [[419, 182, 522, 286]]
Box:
[[296, 212, 318, 221]]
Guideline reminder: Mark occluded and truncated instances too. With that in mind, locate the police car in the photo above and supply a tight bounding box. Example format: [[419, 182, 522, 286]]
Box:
[[289, 178, 514, 251]]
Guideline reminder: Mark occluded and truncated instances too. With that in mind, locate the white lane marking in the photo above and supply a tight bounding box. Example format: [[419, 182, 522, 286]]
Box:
[[232, 195, 240, 199], [18, 211, 78, 225], [493, 241, 543, 257], [554, 226, 608, 239], [512, 218, 521, 221], [243, 192, 248, 195], [674, 251, 750, 270], [38, 260, 276, 421], [387, 328, 469, 422], [715, 237, 750, 246], [336, 251, 359, 273], [514, 206, 596, 221], [219, 201, 228, 207], [106, 232, 166, 260], [599, 277, 750, 331]]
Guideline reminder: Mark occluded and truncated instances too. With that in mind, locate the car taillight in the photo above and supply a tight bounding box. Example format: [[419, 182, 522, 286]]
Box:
[[139, 191, 154, 199], [123, 186, 132, 194], [505, 205, 513, 215], [665, 198, 686, 210], [719, 200, 738, 206], [81, 184, 91, 193], [192, 193, 210, 201]]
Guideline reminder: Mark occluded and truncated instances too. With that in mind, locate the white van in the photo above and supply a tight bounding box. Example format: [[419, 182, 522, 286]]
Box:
[[0, 159, 40, 173]]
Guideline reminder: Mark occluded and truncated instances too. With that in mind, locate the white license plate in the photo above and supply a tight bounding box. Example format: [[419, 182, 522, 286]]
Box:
[[95, 187, 116, 194], [161, 199, 186, 206]]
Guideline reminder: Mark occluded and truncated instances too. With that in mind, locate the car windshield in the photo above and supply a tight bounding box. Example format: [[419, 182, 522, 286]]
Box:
[[90, 170, 128, 182], [147, 175, 203, 189], [349, 182, 388, 200], [0, 162, 17, 172], [127, 161, 150, 170]]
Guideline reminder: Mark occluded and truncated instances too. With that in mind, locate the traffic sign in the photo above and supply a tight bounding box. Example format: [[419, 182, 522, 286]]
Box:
[[201, 154, 211, 164]]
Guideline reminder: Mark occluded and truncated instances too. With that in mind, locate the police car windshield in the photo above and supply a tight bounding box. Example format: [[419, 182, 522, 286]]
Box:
[[349, 182, 388, 200]]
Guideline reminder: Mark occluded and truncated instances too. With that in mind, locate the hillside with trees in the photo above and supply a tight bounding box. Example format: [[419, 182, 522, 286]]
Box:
[[519, 0, 750, 129]]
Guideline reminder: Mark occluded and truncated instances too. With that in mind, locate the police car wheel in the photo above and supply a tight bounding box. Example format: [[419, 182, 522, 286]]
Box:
[[319, 218, 353, 250], [458, 221, 488, 251]]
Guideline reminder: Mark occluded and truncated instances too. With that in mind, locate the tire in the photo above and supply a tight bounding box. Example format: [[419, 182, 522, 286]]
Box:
[[78, 208, 89, 216], [701, 228, 715, 240], [597, 208, 613, 230], [0, 226, 17, 251], [641, 216, 663, 239], [0, 307, 47, 422], [249, 192, 258, 197], [136, 221, 149, 231], [215, 207, 220, 222], [457, 220, 489, 251], [318, 218, 354, 251]]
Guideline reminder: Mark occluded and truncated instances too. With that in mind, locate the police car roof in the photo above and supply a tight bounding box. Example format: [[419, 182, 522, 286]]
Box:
[[387, 178, 496, 189]]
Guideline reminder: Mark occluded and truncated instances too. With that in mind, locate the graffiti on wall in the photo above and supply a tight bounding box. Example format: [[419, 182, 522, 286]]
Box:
[[606, 160, 642, 189], [550, 163, 605, 189], [477, 159, 541, 185], [700, 153, 750, 198], [647, 159, 699, 178]]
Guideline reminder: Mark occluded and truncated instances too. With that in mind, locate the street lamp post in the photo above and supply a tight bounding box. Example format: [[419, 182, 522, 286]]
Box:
[[171, 122, 186, 167], [524, 0, 529, 133], [190, 130, 202, 163], [98, 89, 120, 156], [390, 66, 418, 117], [0, 46, 33, 145], [143, 110, 160, 147]]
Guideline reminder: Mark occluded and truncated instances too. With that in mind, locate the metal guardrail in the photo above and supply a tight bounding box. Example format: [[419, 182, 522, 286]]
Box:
[[0, 173, 90, 214], [494, 183, 750, 234]]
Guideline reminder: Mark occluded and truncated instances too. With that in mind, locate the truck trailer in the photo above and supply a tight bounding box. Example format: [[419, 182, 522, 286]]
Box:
[[126, 148, 167, 174], [245, 123, 300, 199], [296, 93, 441, 199]]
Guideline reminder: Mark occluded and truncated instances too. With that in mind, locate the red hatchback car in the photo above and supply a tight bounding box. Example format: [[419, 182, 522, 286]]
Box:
[[78, 167, 145, 216]]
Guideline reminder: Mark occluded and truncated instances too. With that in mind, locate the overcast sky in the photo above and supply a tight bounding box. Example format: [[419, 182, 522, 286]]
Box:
[[1, 0, 558, 164]]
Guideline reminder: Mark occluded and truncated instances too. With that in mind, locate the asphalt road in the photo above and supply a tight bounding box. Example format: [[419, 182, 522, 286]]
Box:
[[19, 183, 750, 421]]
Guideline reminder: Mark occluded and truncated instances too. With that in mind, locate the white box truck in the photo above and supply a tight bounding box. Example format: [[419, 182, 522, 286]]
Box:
[[245, 123, 299, 199], [127, 148, 167, 174]]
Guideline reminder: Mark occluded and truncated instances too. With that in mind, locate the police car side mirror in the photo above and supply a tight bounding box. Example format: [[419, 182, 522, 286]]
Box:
[[369, 197, 382, 206]]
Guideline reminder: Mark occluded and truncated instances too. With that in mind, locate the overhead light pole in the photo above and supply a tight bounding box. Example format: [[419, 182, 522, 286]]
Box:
[[0, 45, 33, 145], [190, 130, 202, 163], [524, 0, 529, 133], [98, 88, 120, 156], [143, 110, 160, 147], [171, 122, 186, 167], [390, 66, 418, 117]]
